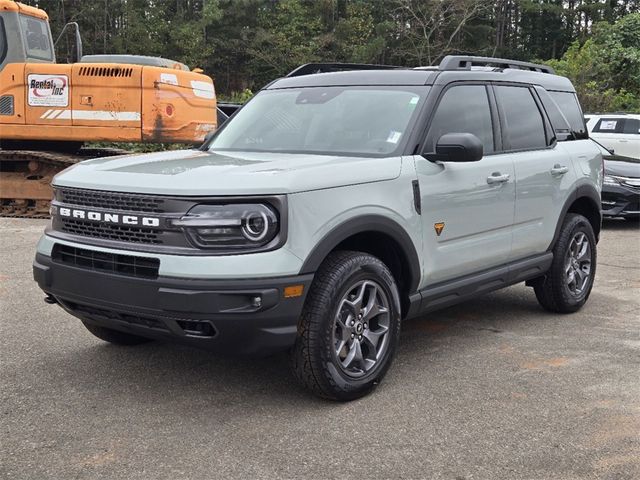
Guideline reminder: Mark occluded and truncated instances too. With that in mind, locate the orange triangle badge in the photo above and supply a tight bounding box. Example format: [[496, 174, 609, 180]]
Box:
[[434, 222, 445, 236]]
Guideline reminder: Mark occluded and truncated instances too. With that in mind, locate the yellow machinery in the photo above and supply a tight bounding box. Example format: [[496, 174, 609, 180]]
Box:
[[0, 1, 218, 216]]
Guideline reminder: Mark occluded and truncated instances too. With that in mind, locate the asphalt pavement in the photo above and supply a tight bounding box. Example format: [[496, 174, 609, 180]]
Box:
[[1, 218, 639, 480]]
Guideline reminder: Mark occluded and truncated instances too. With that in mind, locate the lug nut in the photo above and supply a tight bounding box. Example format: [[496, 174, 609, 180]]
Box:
[[358, 335, 362, 340], [363, 323, 368, 329], [351, 333, 355, 338]]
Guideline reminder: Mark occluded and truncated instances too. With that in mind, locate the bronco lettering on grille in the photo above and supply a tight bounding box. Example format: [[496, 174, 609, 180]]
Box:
[[58, 207, 160, 227]]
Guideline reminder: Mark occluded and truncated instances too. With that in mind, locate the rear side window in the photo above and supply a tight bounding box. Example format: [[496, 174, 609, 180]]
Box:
[[593, 118, 640, 134], [548, 91, 587, 139], [536, 87, 572, 140], [426, 85, 495, 154], [495, 85, 547, 151], [623, 119, 640, 134]]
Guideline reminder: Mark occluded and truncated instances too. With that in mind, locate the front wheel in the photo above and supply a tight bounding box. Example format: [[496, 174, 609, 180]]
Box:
[[533, 213, 597, 313], [290, 251, 401, 401]]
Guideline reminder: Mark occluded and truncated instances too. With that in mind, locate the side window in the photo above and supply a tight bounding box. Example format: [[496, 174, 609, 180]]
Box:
[[622, 119, 640, 134], [495, 85, 547, 151], [19, 15, 53, 62], [593, 118, 623, 134], [548, 91, 588, 139], [536, 87, 571, 140], [426, 85, 494, 154]]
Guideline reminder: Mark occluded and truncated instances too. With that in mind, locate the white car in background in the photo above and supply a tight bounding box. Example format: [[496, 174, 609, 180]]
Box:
[[585, 113, 640, 159]]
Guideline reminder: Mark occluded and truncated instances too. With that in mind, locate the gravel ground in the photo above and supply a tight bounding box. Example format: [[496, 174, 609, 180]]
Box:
[[1, 218, 639, 480]]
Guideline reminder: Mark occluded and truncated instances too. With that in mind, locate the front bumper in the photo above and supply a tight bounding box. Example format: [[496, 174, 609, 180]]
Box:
[[601, 184, 640, 218], [34, 253, 313, 356]]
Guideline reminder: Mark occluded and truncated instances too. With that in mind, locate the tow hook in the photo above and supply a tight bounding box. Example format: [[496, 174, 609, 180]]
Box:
[[44, 295, 57, 305]]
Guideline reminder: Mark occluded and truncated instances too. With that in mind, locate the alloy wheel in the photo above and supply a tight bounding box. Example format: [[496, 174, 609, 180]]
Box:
[[332, 280, 391, 377], [565, 231, 592, 296]]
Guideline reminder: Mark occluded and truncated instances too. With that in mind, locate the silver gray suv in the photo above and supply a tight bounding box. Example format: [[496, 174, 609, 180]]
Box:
[[34, 56, 603, 400]]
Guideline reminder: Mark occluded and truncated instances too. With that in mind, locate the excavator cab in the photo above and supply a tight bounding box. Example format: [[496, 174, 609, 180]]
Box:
[[0, 1, 56, 70], [0, 0, 218, 216]]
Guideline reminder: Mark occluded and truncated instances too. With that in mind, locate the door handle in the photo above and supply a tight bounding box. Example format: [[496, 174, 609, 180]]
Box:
[[550, 164, 569, 176], [486, 172, 510, 184]]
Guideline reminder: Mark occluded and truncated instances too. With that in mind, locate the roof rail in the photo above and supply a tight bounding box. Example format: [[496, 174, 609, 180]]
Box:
[[286, 63, 400, 78], [438, 55, 555, 74]]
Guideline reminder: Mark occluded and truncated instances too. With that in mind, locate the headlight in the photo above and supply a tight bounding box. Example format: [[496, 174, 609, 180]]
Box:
[[171, 203, 279, 250], [603, 175, 620, 186]]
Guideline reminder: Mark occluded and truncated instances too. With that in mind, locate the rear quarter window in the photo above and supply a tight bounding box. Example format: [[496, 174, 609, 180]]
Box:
[[622, 119, 640, 134], [548, 91, 587, 139]]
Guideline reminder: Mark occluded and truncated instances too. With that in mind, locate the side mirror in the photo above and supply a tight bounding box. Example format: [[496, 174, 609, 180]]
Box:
[[424, 133, 483, 163]]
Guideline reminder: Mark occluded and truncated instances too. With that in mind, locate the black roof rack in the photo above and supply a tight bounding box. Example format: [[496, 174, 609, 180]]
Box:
[[438, 55, 555, 74], [286, 62, 400, 77]]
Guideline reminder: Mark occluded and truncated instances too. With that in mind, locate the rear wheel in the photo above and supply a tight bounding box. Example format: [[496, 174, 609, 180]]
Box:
[[81, 321, 153, 346], [290, 251, 401, 401], [533, 213, 596, 313]]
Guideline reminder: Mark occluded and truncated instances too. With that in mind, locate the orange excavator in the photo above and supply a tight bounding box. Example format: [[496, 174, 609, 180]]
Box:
[[0, 0, 219, 216]]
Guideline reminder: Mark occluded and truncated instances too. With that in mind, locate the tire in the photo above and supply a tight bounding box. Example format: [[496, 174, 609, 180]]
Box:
[[290, 251, 402, 401], [533, 213, 597, 313], [81, 321, 153, 346]]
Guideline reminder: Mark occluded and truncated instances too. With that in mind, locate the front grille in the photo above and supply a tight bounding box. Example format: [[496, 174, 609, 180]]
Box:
[[60, 218, 161, 244], [52, 244, 160, 278], [57, 187, 165, 213]]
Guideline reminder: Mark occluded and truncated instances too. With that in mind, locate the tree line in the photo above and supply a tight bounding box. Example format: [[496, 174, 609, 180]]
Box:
[[28, 0, 640, 112]]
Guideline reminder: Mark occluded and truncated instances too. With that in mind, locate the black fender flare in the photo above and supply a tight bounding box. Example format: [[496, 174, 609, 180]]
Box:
[[299, 215, 421, 293], [549, 183, 602, 250]]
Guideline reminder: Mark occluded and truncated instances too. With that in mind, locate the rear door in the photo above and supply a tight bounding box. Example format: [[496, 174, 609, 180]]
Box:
[[493, 84, 575, 260], [414, 83, 515, 285]]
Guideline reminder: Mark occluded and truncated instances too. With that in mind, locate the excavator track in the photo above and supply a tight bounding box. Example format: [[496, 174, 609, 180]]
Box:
[[0, 148, 130, 218]]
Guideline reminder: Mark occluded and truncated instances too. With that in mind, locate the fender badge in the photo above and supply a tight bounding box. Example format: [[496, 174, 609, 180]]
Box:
[[434, 222, 445, 236]]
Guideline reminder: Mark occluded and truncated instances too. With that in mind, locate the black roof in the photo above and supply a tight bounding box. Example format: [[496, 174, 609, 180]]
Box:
[[267, 56, 575, 92]]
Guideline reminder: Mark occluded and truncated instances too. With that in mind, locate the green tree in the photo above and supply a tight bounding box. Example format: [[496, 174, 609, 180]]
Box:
[[547, 12, 640, 112]]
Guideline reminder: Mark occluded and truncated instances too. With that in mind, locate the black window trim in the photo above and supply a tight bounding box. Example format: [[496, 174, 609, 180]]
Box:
[[421, 80, 500, 157], [490, 81, 557, 154]]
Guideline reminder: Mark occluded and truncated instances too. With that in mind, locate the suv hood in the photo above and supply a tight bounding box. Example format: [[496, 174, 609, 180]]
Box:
[[604, 156, 640, 178], [53, 149, 401, 195]]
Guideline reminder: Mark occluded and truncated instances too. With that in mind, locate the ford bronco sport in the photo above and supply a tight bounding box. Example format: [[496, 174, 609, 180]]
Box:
[[34, 56, 603, 401]]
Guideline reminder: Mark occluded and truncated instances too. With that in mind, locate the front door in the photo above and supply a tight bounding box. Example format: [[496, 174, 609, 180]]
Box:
[[414, 84, 515, 288]]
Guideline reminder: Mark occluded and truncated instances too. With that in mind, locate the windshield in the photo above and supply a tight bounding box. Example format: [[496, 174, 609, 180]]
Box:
[[208, 86, 428, 157], [19, 15, 53, 61]]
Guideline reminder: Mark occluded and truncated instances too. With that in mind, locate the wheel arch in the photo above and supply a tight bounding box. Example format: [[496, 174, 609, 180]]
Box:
[[549, 184, 602, 250], [299, 215, 421, 314]]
